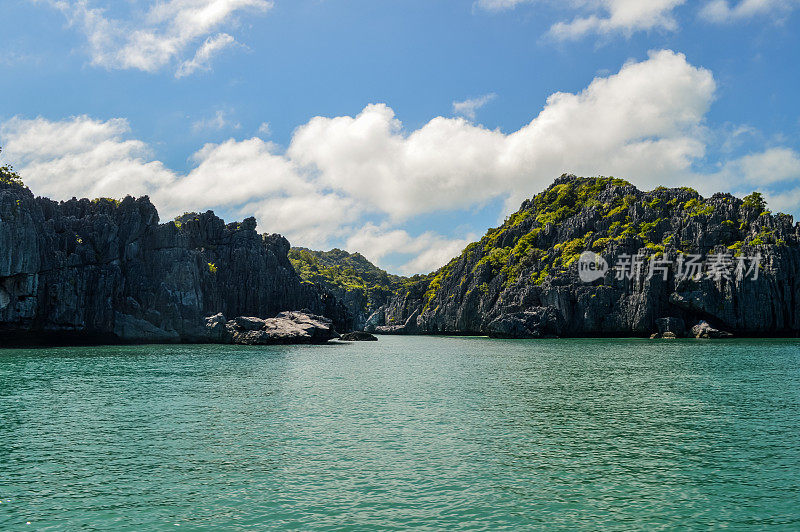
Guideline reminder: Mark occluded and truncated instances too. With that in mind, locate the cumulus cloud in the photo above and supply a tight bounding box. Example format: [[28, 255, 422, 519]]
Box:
[[0, 115, 175, 200], [42, 0, 272, 75], [176, 32, 236, 78], [698, 147, 800, 207], [4, 50, 800, 272], [477, 0, 686, 39], [549, 0, 686, 40], [289, 50, 714, 217], [345, 224, 477, 275], [700, 0, 799, 22], [452, 93, 497, 120]]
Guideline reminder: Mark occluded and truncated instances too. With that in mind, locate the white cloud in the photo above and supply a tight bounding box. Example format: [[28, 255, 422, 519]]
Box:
[[4, 50, 800, 273], [345, 224, 476, 275], [176, 32, 236, 78], [697, 147, 800, 200], [700, 0, 799, 22], [452, 93, 497, 121], [289, 50, 714, 218], [43, 0, 272, 75], [477, 0, 686, 39], [257, 122, 271, 136], [0, 115, 175, 200], [191, 109, 241, 133], [549, 0, 686, 40]]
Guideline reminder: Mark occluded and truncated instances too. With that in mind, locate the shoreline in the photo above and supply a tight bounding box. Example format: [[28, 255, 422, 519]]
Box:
[[3, 332, 800, 349]]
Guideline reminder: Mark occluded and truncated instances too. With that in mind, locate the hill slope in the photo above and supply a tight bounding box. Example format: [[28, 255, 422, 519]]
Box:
[[289, 248, 414, 329], [366, 175, 800, 337]]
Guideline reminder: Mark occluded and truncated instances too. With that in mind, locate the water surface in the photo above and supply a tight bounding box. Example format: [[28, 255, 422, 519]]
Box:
[[1, 337, 799, 530]]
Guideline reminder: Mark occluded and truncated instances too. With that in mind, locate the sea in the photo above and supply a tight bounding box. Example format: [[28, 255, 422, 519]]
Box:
[[1, 336, 799, 530]]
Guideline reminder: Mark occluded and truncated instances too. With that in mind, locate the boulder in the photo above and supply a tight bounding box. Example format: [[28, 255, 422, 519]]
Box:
[[690, 320, 734, 339], [340, 331, 378, 341], [206, 311, 339, 345]]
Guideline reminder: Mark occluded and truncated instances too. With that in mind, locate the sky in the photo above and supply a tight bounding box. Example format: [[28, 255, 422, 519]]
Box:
[[1, 0, 799, 275]]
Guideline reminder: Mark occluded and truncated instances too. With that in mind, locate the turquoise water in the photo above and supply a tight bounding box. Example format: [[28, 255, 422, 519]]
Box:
[[1, 337, 799, 530]]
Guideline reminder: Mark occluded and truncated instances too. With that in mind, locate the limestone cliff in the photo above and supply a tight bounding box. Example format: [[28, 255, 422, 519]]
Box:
[[0, 181, 350, 344], [367, 175, 800, 337]]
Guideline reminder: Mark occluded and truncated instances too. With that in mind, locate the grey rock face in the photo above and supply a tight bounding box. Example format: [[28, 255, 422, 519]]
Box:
[[656, 317, 685, 337], [369, 176, 800, 338], [690, 320, 734, 339], [486, 307, 563, 338], [0, 183, 351, 344], [207, 311, 339, 345], [339, 331, 378, 341]]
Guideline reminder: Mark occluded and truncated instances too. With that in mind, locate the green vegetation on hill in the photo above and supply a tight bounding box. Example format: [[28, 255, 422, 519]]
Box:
[[414, 175, 787, 307], [0, 148, 25, 188], [290, 248, 407, 291], [289, 248, 417, 320]]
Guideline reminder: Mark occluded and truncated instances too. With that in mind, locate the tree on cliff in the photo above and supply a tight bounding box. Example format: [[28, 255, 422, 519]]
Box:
[[0, 148, 25, 187], [742, 191, 767, 213]]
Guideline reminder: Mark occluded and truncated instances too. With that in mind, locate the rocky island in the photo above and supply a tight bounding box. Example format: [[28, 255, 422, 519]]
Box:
[[360, 176, 800, 338], [0, 162, 350, 345], [3, 161, 800, 343]]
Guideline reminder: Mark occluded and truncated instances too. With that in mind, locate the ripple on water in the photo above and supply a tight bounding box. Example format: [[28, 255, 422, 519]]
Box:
[[1, 337, 799, 530]]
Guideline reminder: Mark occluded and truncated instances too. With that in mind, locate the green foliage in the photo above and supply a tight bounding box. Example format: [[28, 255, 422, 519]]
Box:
[[289, 247, 408, 310], [604, 204, 627, 218], [91, 197, 121, 206], [592, 237, 611, 251], [0, 148, 25, 187], [554, 236, 586, 267], [683, 198, 714, 216], [742, 191, 767, 212], [532, 270, 549, 285], [727, 241, 743, 256], [477, 246, 512, 273]]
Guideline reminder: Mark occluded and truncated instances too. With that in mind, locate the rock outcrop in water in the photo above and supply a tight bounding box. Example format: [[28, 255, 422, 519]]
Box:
[[0, 180, 350, 345], [205, 311, 339, 344], [365, 175, 800, 338], [339, 331, 378, 341]]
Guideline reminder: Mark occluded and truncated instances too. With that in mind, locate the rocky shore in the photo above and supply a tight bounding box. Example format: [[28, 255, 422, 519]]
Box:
[[0, 180, 350, 345], [4, 173, 800, 344], [363, 176, 800, 338]]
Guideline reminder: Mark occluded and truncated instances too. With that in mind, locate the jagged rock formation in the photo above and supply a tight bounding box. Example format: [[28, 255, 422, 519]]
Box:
[[339, 331, 378, 341], [367, 175, 800, 338], [205, 311, 339, 344], [0, 181, 350, 345], [288, 247, 412, 329]]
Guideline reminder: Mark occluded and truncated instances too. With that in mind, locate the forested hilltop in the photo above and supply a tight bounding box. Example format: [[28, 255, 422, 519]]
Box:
[[360, 175, 800, 337], [288, 248, 417, 329]]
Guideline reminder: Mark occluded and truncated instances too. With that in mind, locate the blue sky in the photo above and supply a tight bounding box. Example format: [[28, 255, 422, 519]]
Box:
[[1, 0, 800, 274]]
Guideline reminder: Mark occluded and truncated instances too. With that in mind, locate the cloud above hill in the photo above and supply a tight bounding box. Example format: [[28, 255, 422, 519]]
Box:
[[3, 50, 799, 273]]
